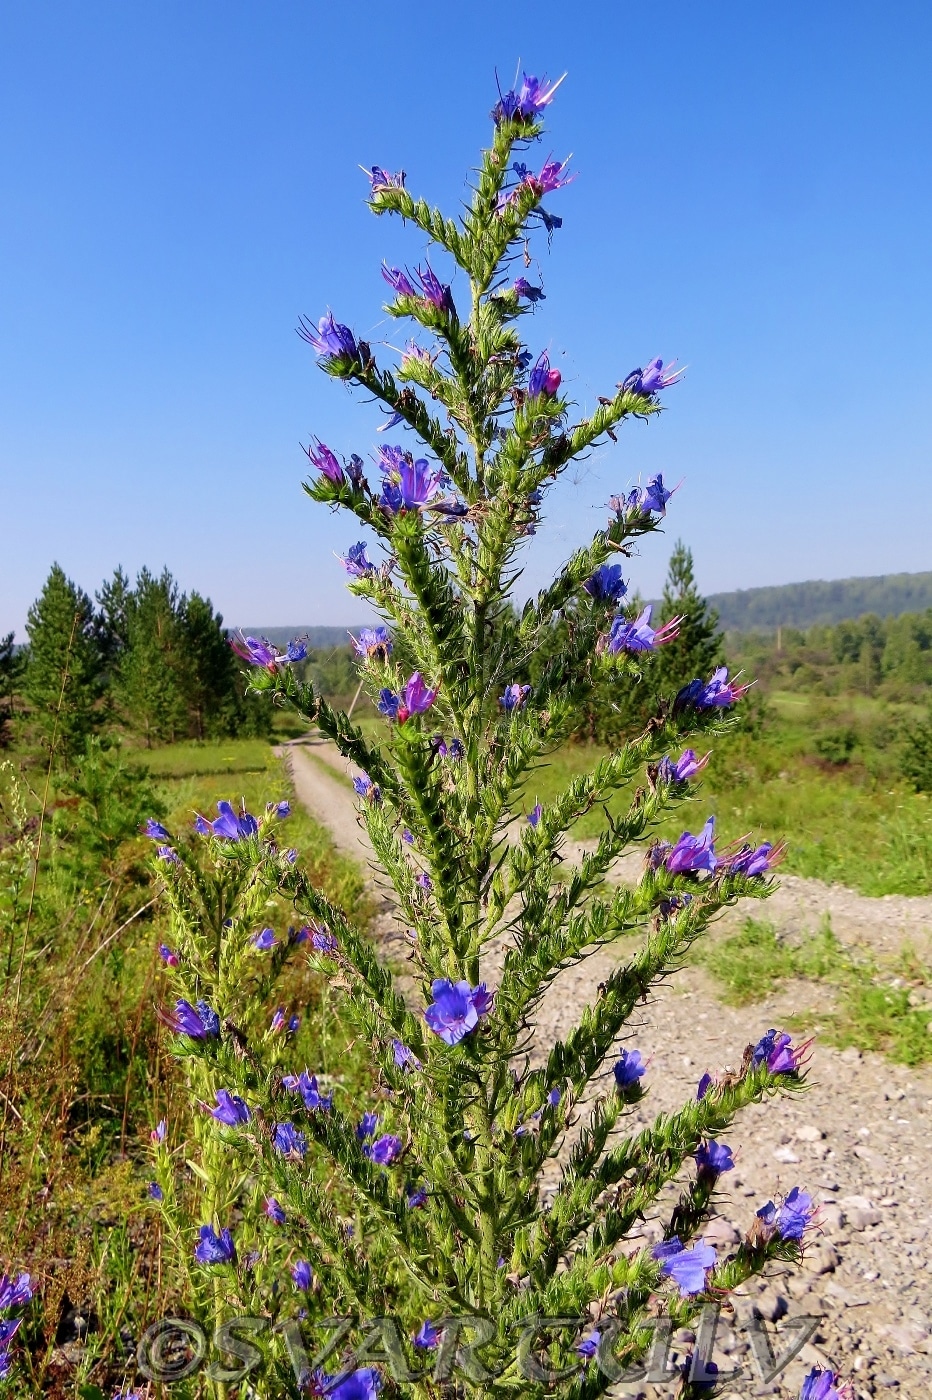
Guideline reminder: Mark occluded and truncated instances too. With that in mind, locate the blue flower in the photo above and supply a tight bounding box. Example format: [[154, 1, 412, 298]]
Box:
[[528, 351, 561, 398], [204, 1090, 251, 1127], [163, 999, 220, 1040], [356, 1112, 380, 1141], [365, 1133, 402, 1165], [757, 1186, 814, 1242], [622, 358, 683, 396], [252, 927, 276, 951], [367, 167, 406, 193], [575, 1329, 600, 1358], [604, 604, 681, 654], [656, 749, 710, 784], [499, 683, 531, 711], [265, 1197, 286, 1224], [193, 800, 258, 841], [273, 1121, 307, 1158], [298, 311, 358, 362], [658, 817, 718, 875], [292, 1259, 313, 1291], [674, 667, 752, 713], [194, 1224, 236, 1265], [339, 542, 375, 578], [513, 277, 545, 302], [425, 980, 493, 1046], [800, 1367, 847, 1400], [392, 1040, 421, 1071], [695, 1139, 735, 1176], [350, 626, 392, 661], [148, 1182, 163, 1201], [527, 803, 543, 828], [583, 563, 627, 603], [142, 818, 171, 840], [492, 72, 565, 124], [613, 1049, 647, 1088], [413, 1321, 440, 1350], [652, 1237, 716, 1296]]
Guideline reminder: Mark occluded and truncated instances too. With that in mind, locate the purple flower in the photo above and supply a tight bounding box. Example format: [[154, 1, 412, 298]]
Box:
[[143, 818, 171, 840], [298, 311, 358, 362], [365, 1133, 402, 1165], [311, 925, 339, 956], [194, 1224, 236, 1265], [284, 1071, 333, 1112], [148, 1181, 163, 1201], [623, 358, 683, 397], [193, 800, 258, 841], [751, 1029, 808, 1075], [327, 1368, 382, 1400], [416, 871, 433, 891], [164, 998, 220, 1040], [513, 277, 545, 302], [350, 626, 392, 661], [675, 667, 752, 713], [727, 841, 785, 877], [800, 1367, 849, 1400], [424, 979, 493, 1046], [265, 1197, 286, 1224], [151, 1119, 167, 1143], [205, 1090, 251, 1127], [273, 802, 291, 821], [499, 683, 531, 711], [528, 351, 562, 397], [382, 264, 417, 298], [392, 1040, 421, 1071], [0, 1275, 32, 1311], [657, 749, 710, 784], [292, 1260, 313, 1291], [583, 563, 627, 603], [696, 1073, 713, 1101], [527, 803, 543, 828], [406, 1186, 428, 1209], [156, 844, 180, 864], [158, 944, 179, 966], [353, 773, 381, 803], [415, 264, 455, 315], [367, 166, 406, 193], [652, 1237, 717, 1296], [520, 158, 574, 197], [252, 927, 277, 952], [757, 1186, 815, 1242], [449, 738, 464, 760], [304, 440, 345, 486], [273, 1121, 307, 1158], [493, 71, 565, 124], [640, 474, 674, 514], [356, 1112, 380, 1141], [576, 1329, 600, 1358], [695, 1139, 735, 1176], [604, 604, 681, 655], [663, 818, 718, 875], [339, 542, 375, 578], [379, 455, 444, 513], [402, 828, 414, 844], [613, 1049, 647, 1088], [381, 672, 438, 724], [413, 1320, 439, 1350]]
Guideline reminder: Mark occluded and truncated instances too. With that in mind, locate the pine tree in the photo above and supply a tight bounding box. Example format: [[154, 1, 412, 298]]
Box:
[[24, 564, 102, 761], [95, 565, 132, 677], [0, 632, 23, 747], [651, 540, 724, 699], [113, 568, 187, 746], [179, 591, 255, 740]]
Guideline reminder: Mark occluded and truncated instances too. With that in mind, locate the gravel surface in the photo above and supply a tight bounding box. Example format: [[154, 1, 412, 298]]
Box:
[[282, 741, 932, 1398]]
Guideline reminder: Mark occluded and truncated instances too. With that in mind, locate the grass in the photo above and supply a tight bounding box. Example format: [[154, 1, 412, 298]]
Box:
[[698, 916, 932, 1065]]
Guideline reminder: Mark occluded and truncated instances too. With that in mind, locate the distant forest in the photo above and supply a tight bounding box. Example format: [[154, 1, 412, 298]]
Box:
[[705, 570, 932, 632]]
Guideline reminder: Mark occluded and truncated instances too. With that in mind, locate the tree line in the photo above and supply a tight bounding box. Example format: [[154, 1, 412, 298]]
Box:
[[2, 563, 270, 759]]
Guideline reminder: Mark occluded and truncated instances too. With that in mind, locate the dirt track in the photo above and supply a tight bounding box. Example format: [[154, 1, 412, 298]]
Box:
[[281, 740, 932, 1398]]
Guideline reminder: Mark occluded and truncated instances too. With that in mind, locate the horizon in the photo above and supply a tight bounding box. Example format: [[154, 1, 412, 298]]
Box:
[[2, 4, 931, 636]]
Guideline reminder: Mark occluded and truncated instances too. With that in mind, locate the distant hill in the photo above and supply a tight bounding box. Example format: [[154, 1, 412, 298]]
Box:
[[705, 571, 932, 632], [234, 626, 356, 652]]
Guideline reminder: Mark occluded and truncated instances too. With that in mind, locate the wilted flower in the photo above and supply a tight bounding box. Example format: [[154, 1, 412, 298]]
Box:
[[622, 358, 683, 396], [150, 1119, 167, 1143], [298, 311, 358, 362], [604, 604, 681, 654], [751, 1029, 808, 1075], [528, 351, 561, 397], [193, 801, 258, 841], [194, 1224, 236, 1265], [304, 440, 345, 486], [727, 841, 785, 877], [674, 667, 752, 712], [204, 1090, 251, 1127], [339, 542, 375, 577], [613, 1049, 647, 1088], [652, 1237, 717, 1296], [367, 166, 406, 192], [583, 563, 627, 603], [513, 277, 545, 302], [392, 1040, 421, 1071], [311, 925, 339, 956], [292, 1260, 314, 1291], [499, 683, 531, 711], [425, 979, 493, 1045]]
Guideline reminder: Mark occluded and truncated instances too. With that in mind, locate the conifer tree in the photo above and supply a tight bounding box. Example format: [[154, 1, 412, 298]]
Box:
[[113, 567, 187, 746], [24, 564, 102, 762], [0, 632, 23, 747], [650, 540, 724, 701]]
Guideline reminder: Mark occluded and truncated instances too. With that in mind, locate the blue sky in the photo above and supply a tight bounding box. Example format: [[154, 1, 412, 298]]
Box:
[[2, 1, 930, 636]]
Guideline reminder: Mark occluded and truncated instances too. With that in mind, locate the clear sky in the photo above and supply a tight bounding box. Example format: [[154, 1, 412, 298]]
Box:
[[2, 1, 931, 637]]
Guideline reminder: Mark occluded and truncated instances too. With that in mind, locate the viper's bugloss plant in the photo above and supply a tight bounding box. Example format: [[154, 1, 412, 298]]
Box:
[[147, 71, 847, 1400]]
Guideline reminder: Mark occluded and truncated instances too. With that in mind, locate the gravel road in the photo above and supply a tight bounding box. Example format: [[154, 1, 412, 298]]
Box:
[[281, 740, 932, 1398]]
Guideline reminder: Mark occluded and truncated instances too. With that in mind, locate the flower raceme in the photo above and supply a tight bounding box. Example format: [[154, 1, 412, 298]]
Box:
[[298, 311, 358, 363], [674, 666, 752, 712], [492, 71, 565, 125], [527, 351, 562, 397], [621, 357, 683, 397], [304, 439, 346, 486], [230, 634, 308, 671]]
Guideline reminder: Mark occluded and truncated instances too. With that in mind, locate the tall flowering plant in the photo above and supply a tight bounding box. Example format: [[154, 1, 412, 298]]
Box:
[[148, 73, 842, 1400]]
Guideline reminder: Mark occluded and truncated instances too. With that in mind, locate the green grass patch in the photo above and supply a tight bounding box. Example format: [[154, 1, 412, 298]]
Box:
[[130, 736, 275, 777], [699, 916, 932, 1064]]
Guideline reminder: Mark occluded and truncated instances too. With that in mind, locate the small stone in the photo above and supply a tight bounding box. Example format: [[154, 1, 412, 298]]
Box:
[[804, 1242, 839, 1275], [796, 1125, 825, 1142], [703, 1218, 740, 1248], [840, 1046, 862, 1062], [754, 1289, 788, 1322], [848, 1207, 883, 1230], [774, 1146, 800, 1163], [819, 1203, 846, 1233], [873, 1375, 900, 1387]]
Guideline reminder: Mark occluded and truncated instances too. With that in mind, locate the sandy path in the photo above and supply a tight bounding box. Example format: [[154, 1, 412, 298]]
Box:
[[282, 738, 932, 1397]]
